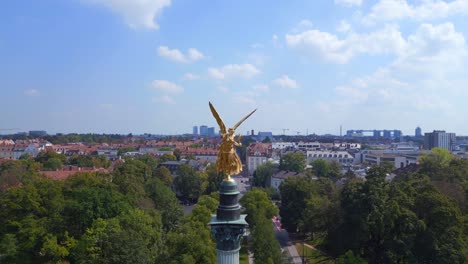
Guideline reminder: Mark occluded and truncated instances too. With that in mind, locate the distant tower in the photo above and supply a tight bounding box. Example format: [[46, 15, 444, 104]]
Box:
[[193, 126, 198, 135], [340, 125, 342, 137], [200, 125, 208, 136], [415, 126, 422, 137], [251, 129, 254, 136]]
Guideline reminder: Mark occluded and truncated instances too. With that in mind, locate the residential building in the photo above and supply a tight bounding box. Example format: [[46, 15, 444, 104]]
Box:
[[0, 145, 14, 159], [424, 130, 456, 151], [306, 150, 354, 166], [297, 141, 320, 150], [364, 153, 418, 169], [272, 142, 296, 150], [246, 143, 272, 175], [193, 126, 198, 135]]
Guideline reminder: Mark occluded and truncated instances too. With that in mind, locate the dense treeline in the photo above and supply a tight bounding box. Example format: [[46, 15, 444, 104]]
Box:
[[0, 154, 219, 263], [278, 148, 468, 263]]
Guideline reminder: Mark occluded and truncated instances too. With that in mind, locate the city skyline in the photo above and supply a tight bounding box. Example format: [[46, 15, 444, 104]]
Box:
[[2, 1, 468, 135]]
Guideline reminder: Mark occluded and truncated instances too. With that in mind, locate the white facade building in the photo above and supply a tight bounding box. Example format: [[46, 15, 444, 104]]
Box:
[[307, 150, 354, 165]]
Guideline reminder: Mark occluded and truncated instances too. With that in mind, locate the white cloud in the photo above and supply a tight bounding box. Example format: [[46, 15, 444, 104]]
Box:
[[253, 84, 270, 92], [335, 0, 363, 7], [273, 75, 299, 89], [337, 20, 352, 33], [298, 19, 313, 28], [183, 73, 200, 80], [335, 86, 368, 102], [151, 80, 183, 93], [153, 95, 175, 104], [24, 89, 39, 97], [362, 0, 468, 25], [158, 46, 205, 63], [332, 23, 467, 117], [285, 24, 406, 64], [83, 0, 171, 29], [216, 86, 229, 93], [208, 64, 260, 80]]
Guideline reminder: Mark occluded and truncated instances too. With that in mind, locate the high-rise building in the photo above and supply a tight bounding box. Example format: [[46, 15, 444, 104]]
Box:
[[424, 130, 456, 151], [207, 127, 215, 137], [415, 127, 422, 137], [200, 125, 208, 136], [193, 126, 198, 135]]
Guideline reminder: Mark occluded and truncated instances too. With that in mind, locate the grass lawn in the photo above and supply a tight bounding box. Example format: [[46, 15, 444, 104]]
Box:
[[295, 243, 334, 264]]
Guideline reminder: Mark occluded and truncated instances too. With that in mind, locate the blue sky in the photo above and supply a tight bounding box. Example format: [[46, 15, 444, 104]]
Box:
[[2, 0, 468, 135]]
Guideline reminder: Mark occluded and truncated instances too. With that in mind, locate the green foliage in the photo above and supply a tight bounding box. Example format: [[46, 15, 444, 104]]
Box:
[[174, 164, 205, 201], [63, 173, 132, 237], [117, 146, 135, 156], [68, 154, 111, 168], [329, 160, 343, 178], [278, 176, 333, 232], [336, 250, 367, 264], [159, 153, 177, 163], [253, 162, 275, 187], [35, 151, 66, 171], [380, 161, 395, 173], [145, 178, 182, 231], [240, 189, 282, 264], [197, 195, 219, 213], [72, 209, 163, 264], [312, 159, 331, 177], [152, 166, 173, 186], [240, 188, 278, 226], [279, 152, 306, 173], [204, 163, 223, 194], [251, 215, 282, 264]]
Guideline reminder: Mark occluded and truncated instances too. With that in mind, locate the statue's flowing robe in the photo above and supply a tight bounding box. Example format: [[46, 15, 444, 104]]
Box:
[[217, 137, 242, 176]]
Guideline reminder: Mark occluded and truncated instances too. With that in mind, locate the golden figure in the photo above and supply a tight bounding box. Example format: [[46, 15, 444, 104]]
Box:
[[209, 102, 257, 181]]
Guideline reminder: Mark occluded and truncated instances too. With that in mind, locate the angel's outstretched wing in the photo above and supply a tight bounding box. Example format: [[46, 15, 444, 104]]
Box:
[[209, 102, 226, 134], [232, 108, 257, 131]]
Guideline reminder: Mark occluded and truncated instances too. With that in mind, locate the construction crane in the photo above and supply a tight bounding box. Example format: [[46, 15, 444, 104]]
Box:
[[282, 128, 289, 135], [294, 131, 301, 136]]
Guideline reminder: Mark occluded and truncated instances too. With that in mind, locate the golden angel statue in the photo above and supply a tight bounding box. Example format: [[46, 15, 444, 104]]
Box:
[[209, 102, 256, 181]]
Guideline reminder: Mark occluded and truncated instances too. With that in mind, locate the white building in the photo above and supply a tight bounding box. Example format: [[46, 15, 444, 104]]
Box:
[[306, 150, 354, 165], [246, 143, 272, 175], [297, 141, 320, 151], [272, 142, 296, 150]]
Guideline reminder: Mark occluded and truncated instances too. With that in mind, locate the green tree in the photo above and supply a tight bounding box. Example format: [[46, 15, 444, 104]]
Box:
[[240, 188, 278, 226], [251, 215, 282, 264], [204, 163, 224, 194], [253, 162, 275, 187], [159, 154, 177, 163], [279, 152, 306, 172], [152, 166, 173, 186], [173, 164, 205, 201], [279, 176, 316, 232], [329, 160, 343, 178], [312, 159, 331, 177], [336, 250, 367, 264], [72, 209, 163, 264], [145, 178, 183, 231]]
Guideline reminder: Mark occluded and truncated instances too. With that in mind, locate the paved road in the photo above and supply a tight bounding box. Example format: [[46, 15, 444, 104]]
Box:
[[273, 220, 303, 264]]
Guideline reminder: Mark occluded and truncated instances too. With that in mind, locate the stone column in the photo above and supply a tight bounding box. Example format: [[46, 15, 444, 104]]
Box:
[[209, 180, 248, 264]]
